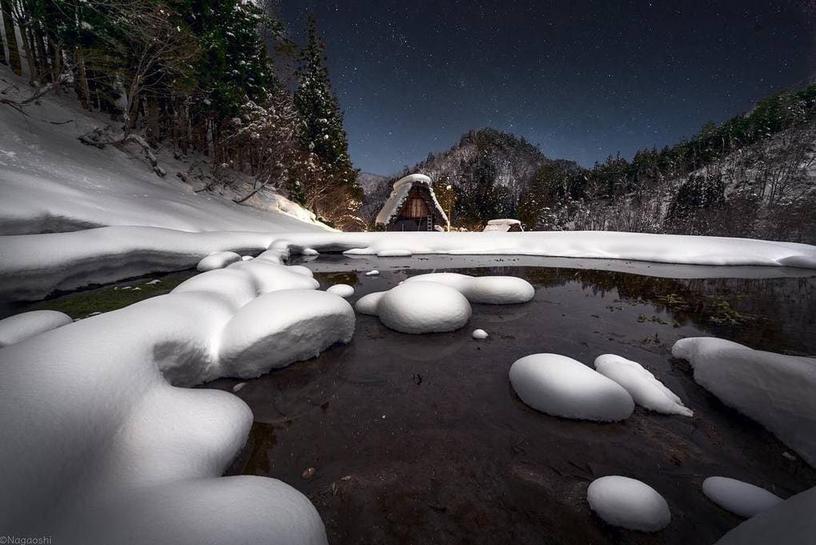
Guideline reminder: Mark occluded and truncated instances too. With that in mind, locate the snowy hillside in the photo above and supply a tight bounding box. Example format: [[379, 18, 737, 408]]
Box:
[[0, 69, 326, 235]]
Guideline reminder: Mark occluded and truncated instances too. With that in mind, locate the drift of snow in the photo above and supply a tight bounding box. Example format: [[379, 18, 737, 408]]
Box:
[[509, 354, 634, 422], [197, 251, 242, 272], [587, 476, 671, 532], [376, 282, 471, 334], [355, 291, 386, 315], [594, 354, 693, 416], [326, 284, 355, 298], [218, 290, 355, 379], [0, 310, 73, 347], [0, 256, 335, 543], [472, 328, 489, 339], [702, 477, 782, 518], [672, 337, 816, 466], [713, 487, 816, 545], [404, 272, 535, 304]]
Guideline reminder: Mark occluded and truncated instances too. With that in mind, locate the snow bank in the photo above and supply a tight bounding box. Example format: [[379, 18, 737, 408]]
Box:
[[713, 487, 816, 545], [355, 291, 386, 315], [594, 354, 692, 417], [0, 310, 72, 347], [672, 337, 816, 465], [0, 256, 336, 543], [278, 231, 816, 269], [377, 282, 472, 334], [702, 477, 782, 518], [509, 354, 634, 422], [405, 272, 535, 304], [197, 251, 242, 271], [327, 284, 355, 298], [587, 476, 671, 532]]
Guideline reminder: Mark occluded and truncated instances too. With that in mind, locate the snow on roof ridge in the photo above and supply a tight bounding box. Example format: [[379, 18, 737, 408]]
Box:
[[374, 173, 449, 226]]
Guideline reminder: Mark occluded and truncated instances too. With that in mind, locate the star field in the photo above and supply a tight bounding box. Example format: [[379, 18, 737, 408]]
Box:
[[279, 0, 816, 174]]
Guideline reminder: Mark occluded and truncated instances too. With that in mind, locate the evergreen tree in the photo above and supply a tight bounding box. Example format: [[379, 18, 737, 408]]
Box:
[[293, 15, 360, 225]]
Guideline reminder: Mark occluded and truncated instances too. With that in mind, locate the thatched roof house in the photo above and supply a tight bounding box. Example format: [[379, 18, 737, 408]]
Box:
[[483, 219, 523, 232], [375, 174, 449, 231]]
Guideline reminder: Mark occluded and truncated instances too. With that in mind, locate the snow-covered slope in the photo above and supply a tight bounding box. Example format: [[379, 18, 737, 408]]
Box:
[[0, 69, 326, 235]]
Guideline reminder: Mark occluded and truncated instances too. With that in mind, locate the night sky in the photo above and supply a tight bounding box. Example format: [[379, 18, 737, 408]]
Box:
[[278, 0, 816, 175]]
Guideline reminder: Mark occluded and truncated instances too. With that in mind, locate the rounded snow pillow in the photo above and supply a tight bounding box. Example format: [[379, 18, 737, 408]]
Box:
[[377, 281, 471, 334], [218, 289, 355, 378], [0, 310, 73, 347], [196, 251, 242, 272], [405, 272, 534, 304], [509, 354, 634, 421], [355, 291, 386, 316], [327, 284, 355, 298], [702, 477, 782, 518], [588, 476, 671, 532]]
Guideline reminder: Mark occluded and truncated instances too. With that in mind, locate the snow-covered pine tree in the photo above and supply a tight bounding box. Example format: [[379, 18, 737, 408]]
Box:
[[293, 15, 361, 228]]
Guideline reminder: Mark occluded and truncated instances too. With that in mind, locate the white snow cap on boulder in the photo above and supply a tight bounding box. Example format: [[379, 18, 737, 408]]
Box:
[[587, 476, 671, 532], [594, 354, 692, 416], [219, 290, 354, 379], [713, 486, 816, 545], [197, 251, 242, 272], [327, 284, 355, 298], [377, 281, 472, 334], [702, 477, 783, 518], [405, 272, 534, 304], [354, 291, 386, 316], [472, 328, 489, 340], [509, 354, 634, 422], [0, 310, 73, 347], [672, 337, 816, 466]]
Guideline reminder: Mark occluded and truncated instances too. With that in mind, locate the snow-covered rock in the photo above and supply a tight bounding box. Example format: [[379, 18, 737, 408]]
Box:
[[472, 328, 489, 340], [587, 476, 671, 532], [355, 291, 386, 316], [327, 284, 355, 298], [702, 477, 783, 518], [364, 269, 380, 276], [0, 310, 73, 347], [713, 486, 816, 545], [286, 265, 314, 277], [404, 272, 534, 304], [376, 282, 472, 334], [218, 290, 355, 379], [594, 354, 692, 417], [302, 248, 319, 256], [197, 251, 242, 272], [672, 337, 816, 466], [0, 259, 335, 544], [509, 354, 634, 422]]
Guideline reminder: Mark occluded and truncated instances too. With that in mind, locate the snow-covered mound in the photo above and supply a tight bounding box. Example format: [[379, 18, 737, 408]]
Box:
[[509, 354, 634, 422], [327, 284, 355, 298], [197, 251, 242, 271], [219, 290, 354, 379], [0, 310, 72, 347], [0, 258, 337, 543], [355, 291, 386, 315], [713, 486, 816, 545], [594, 354, 693, 417], [672, 337, 816, 466], [587, 476, 671, 532], [404, 272, 535, 304], [702, 477, 782, 518], [376, 282, 472, 334]]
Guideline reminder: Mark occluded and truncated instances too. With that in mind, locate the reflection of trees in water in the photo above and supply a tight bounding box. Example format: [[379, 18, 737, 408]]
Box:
[[461, 266, 816, 355]]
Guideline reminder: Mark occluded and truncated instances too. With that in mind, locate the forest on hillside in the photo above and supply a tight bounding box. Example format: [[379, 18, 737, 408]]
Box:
[[0, 0, 362, 229]]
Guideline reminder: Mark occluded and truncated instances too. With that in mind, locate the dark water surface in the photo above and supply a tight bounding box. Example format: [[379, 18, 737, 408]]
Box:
[[212, 258, 816, 545]]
